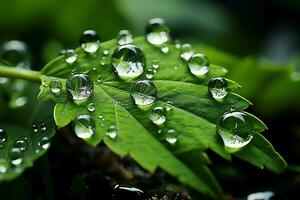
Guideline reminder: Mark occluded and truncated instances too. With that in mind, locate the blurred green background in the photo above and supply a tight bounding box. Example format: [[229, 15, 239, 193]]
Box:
[[0, 0, 300, 198]]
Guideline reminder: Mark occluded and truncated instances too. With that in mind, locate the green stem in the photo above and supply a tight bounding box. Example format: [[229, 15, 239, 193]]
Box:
[[0, 65, 41, 83]]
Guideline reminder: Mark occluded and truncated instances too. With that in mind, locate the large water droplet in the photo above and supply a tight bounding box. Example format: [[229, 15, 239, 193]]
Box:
[[180, 44, 194, 61], [74, 115, 95, 139], [165, 129, 177, 145], [49, 79, 62, 95], [112, 44, 145, 80], [130, 80, 157, 107], [149, 106, 166, 125], [208, 77, 229, 101], [87, 103, 96, 112], [217, 111, 254, 153], [0, 129, 7, 145], [0, 40, 30, 69], [188, 53, 209, 78], [106, 125, 118, 139], [64, 49, 78, 64], [80, 30, 100, 53], [39, 137, 51, 150], [247, 191, 274, 200], [145, 18, 170, 46], [9, 148, 23, 166], [117, 30, 133, 45], [66, 73, 94, 103], [13, 139, 27, 152]]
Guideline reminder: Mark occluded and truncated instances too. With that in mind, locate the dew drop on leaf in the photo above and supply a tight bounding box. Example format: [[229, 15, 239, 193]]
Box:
[[87, 103, 96, 112], [117, 30, 133, 45], [9, 148, 23, 166], [112, 184, 144, 199], [102, 49, 109, 56], [66, 73, 94, 103], [180, 43, 194, 61], [145, 18, 170, 46], [149, 106, 166, 125], [74, 115, 95, 139], [41, 123, 48, 132], [130, 80, 157, 107], [247, 191, 274, 200], [39, 137, 50, 150], [146, 68, 154, 79], [13, 139, 28, 152], [217, 111, 254, 153], [0, 40, 30, 69], [0, 160, 8, 173], [32, 124, 38, 133], [49, 79, 62, 95], [188, 53, 210, 78], [0, 128, 7, 145], [80, 30, 100, 53], [160, 45, 169, 54], [165, 129, 178, 145], [152, 60, 159, 69], [208, 77, 229, 101], [111, 44, 145, 80], [64, 49, 78, 64], [106, 125, 118, 139]]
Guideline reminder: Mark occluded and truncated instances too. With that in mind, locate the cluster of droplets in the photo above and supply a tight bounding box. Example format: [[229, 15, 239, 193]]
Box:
[[146, 60, 160, 80]]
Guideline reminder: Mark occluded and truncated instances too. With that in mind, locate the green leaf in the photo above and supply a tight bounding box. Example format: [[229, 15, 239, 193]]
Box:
[[0, 84, 55, 182], [38, 36, 286, 198]]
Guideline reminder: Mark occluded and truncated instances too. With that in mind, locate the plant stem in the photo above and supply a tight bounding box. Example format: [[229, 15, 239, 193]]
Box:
[[0, 65, 41, 83]]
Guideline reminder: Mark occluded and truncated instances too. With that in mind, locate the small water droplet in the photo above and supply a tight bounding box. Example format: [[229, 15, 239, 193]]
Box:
[[42, 80, 48, 87], [145, 18, 170, 46], [9, 148, 23, 166], [74, 115, 95, 139], [174, 39, 181, 49], [97, 75, 103, 83], [152, 60, 159, 69], [0, 40, 30, 69], [66, 73, 94, 103], [157, 129, 162, 134], [188, 53, 209, 78], [32, 124, 38, 133], [102, 49, 109, 56], [208, 77, 229, 101], [41, 123, 48, 132], [247, 191, 274, 200], [0, 129, 7, 145], [106, 125, 118, 139], [112, 185, 144, 199], [49, 79, 62, 95], [217, 111, 254, 153], [160, 45, 169, 54], [165, 102, 172, 112], [180, 44, 194, 61], [146, 68, 154, 79], [130, 80, 157, 107], [0, 160, 8, 173], [149, 106, 166, 125], [39, 137, 50, 150], [13, 139, 27, 152], [80, 30, 100, 53], [64, 49, 78, 64], [117, 30, 133, 45], [165, 129, 177, 145], [87, 103, 96, 112], [112, 44, 145, 80]]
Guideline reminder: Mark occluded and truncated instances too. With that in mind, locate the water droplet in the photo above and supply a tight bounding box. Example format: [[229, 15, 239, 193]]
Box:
[[149, 106, 166, 125], [145, 18, 170, 46], [165, 129, 177, 145], [117, 30, 133, 45], [165, 102, 172, 112], [102, 50, 109, 56], [180, 44, 193, 61], [41, 123, 48, 132], [146, 68, 154, 79], [42, 80, 48, 87], [49, 79, 62, 95], [9, 148, 23, 166], [39, 137, 50, 150], [247, 191, 274, 200], [208, 77, 229, 101], [106, 125, 118, 139], [0, 129, 7, 145], [13, 139, 27, 152], [112, 185, 144, 200], [66, 73, 94, 103], [32, 124, 38, 133], [188, 53, 209, 78], [74, 115, 95, 139], [217, 111, 254, 153], [160, 45, 169, 54], [64, 49, 78, 64], [130, 80, 157, 107], [174, 39, 181, 49], [87, 103, 96, 112], [112, 44, 145, 80], [80, 30, 100, 53], [0, 160, 8, 173], [0, 40, 30, 69], [152, 60, 159, 69]]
